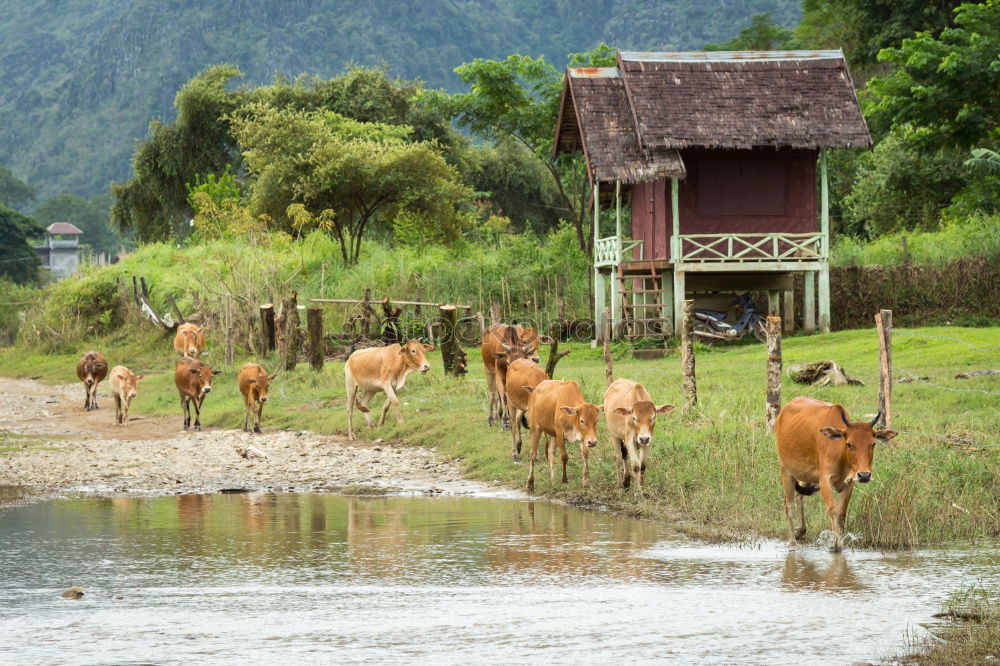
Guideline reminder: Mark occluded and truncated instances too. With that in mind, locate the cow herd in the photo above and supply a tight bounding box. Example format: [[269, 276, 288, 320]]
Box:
[[72, 319, 898, 552]]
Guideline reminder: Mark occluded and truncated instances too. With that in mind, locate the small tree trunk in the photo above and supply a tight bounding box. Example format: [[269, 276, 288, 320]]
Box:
[[603, 307, 613, 387], [307, 307, 324, 371], [283, 292, 299, 371], [440, 305, 460, 375], [681, 299, 697, 412], [545, 323, 570, 379], [876, 309, 893, 429], [224, 293, 234, 366], [260, 304, 275, 356], [766, 315, 782, 428]]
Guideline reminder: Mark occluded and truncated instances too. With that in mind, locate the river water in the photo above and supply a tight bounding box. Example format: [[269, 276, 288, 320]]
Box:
[[0, 493, 996, 665]]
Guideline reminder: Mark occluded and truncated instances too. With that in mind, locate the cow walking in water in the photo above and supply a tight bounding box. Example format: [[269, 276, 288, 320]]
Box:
[[604, 378, 674, 491], [238, 363, 277, 433], [774, 397, 897, 551], [76, 351, 108, 411], [109, 365, 144, 426], [173, 323, 206, 358], [345, 339, 433, 441], [174, 357, 220, 431]]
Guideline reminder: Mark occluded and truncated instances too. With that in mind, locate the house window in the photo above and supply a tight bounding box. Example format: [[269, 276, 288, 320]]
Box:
[[697, 158, 786, 216]]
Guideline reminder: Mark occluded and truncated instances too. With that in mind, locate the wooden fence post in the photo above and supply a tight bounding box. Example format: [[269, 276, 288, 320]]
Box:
[[283, 292, 299, 371], [603, 307, 613, 387], [307, 307, 323, 371], [260, 304, 275, 356], [439, 304, 460, 375], [766, 315, 782, 428], [681, 299, 697, 411], [476, 311, 486, 337], [876, 309, 893, 429], [224, 293, 233, 366]]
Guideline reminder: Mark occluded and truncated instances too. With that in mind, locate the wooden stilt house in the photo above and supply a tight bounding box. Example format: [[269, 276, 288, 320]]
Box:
[[553, 50, 871, 338]]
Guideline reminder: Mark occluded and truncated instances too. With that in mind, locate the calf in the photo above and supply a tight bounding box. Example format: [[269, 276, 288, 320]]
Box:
[[774, 396, 897, 551], [604, 378, 674, 490], [75, 351, 108, 411], [174, 356, 220, 431], [522, 379, 602, 493], [109, 365, 144, 426], [238, 363, 277, 433], [345, 339, 433, 441], [173, 323, 207, 358], [479, 324, 551, 427], [504, 358, 548, 461]]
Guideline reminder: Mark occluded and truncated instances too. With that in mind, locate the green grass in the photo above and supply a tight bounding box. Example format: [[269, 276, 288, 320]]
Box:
[[901, 586, 1000, 665], [1, 325, 998, 548]]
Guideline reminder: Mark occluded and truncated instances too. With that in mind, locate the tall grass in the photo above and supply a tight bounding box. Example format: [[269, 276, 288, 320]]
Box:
[[832, 212, 1000, 266]]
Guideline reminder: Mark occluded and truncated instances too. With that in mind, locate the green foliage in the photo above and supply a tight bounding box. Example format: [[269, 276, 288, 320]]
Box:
[[186, 165, 242, 215], [0, 205, 43, 284], [864, 1, 1000, 150], [0, 279, 37, 345], [704, 12, 800, 50], [230, 104, 471, 263], [0, 165, 35, 211], [831, 212, 1000, 265], [33, 193, 121, 255]]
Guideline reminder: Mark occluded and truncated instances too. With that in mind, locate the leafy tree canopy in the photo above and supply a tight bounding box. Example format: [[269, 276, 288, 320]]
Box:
[[0, 204, 42, 284], [0, 165, 35, 211], [704, 13, 800, 50]]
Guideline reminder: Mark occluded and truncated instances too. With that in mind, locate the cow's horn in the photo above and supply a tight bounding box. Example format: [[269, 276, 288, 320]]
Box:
[[840, 408, 851, 428], [870, 410, 882, 427]]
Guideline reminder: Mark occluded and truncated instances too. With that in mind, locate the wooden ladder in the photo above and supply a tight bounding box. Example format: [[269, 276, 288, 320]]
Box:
[[617, 261, 669, 340]]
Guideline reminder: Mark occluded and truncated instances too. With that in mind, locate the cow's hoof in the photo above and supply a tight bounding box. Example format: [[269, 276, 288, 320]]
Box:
[[512, 454, 521, 463], [254, 428, 261, 434], [525, 483, 534, 493], [195, 425, 202, 432]]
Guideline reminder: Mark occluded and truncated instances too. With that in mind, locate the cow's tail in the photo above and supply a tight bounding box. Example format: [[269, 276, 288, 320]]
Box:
[[794, 481, 819, 496], [521, 413, 528, 429]]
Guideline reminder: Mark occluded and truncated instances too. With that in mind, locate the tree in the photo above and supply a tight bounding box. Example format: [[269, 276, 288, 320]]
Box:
[[704, 13, 800, 50], [34, 194, 121, 255], [440, 45, 618, 256], [0, 204, 42, 284], [231, 104, 471, 264], [0, 165, 35, 211]]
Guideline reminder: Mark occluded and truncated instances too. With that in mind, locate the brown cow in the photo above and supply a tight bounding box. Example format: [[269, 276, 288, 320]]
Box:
[[109, 365, 144, 426], [522, 379, 602, 493], [238, 363, 277, 433], [774, 396, 897, 551], [480, 324, 551, 427], [75, 351, 108, 411], [345, 339, 433, 441], [505, 358, 548, 461], [174, 356, 220, 431], [604, 378, 675, 490], [173, 323, 207, 358]]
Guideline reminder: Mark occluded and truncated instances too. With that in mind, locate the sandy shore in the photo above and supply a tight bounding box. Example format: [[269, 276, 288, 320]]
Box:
[[0, 377, 496, 501]]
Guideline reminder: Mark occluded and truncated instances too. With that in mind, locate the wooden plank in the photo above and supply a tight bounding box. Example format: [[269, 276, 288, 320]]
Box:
[[818, 264, 831, 333], [803, 272, 816, 334], [307, 307, 323, 371], [674, 261, 823, 273], [783, 291, 795, 335], [670, 177, 680, 262], [603, 307, 613, 386], [687, 273, 794, 292], [260, 304, 276, 355], [309, 298, 470, 309]]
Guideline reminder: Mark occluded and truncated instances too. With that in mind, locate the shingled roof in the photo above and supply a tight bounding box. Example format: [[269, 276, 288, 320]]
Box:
[[554, 50, 871, 183]]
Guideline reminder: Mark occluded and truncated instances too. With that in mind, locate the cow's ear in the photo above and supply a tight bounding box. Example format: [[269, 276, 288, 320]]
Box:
[[399, 345, 407, 354], [501, 343, 513, 352], [268, 373, 278, 381], [246, 378, 256, 384], [135, 374, 145, 381], [559, 406, 577, 416], [422, 343, 434, 351], [539, 335, 554, 344], [492, 352, 506, 359], [596, 404, 604, 413], [612, 407, 632, 416], [522, 386, 534, 394], [211, 369, 222, 375], [656, 404, 676, 414], [819, 426, 845, 440], [875, 429, 898, 442]]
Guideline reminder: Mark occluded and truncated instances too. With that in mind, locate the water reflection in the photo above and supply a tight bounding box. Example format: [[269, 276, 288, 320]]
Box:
[[0, 493, 995, 665]]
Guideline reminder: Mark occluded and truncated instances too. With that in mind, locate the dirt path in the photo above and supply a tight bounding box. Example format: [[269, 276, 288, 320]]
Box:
[[0, 377, 494, 500]]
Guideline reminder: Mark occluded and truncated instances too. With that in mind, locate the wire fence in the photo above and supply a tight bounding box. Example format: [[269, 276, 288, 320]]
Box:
[[890, 327, 1000, 352]]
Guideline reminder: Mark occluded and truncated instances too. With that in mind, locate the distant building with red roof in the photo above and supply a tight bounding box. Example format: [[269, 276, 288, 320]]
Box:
[[35, 221, 84, 279]]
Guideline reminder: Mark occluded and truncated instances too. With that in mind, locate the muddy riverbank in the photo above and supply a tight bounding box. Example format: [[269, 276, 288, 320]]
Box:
[[0, 378, 494, 501]]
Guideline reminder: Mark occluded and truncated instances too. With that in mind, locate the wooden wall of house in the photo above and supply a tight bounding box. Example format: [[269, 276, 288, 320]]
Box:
[[679, 147, 817, 235], [629, 147, 818, 261]]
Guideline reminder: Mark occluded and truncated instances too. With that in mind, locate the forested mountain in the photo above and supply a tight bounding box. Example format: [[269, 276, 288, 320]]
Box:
[[0, 0, 800, 201]]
